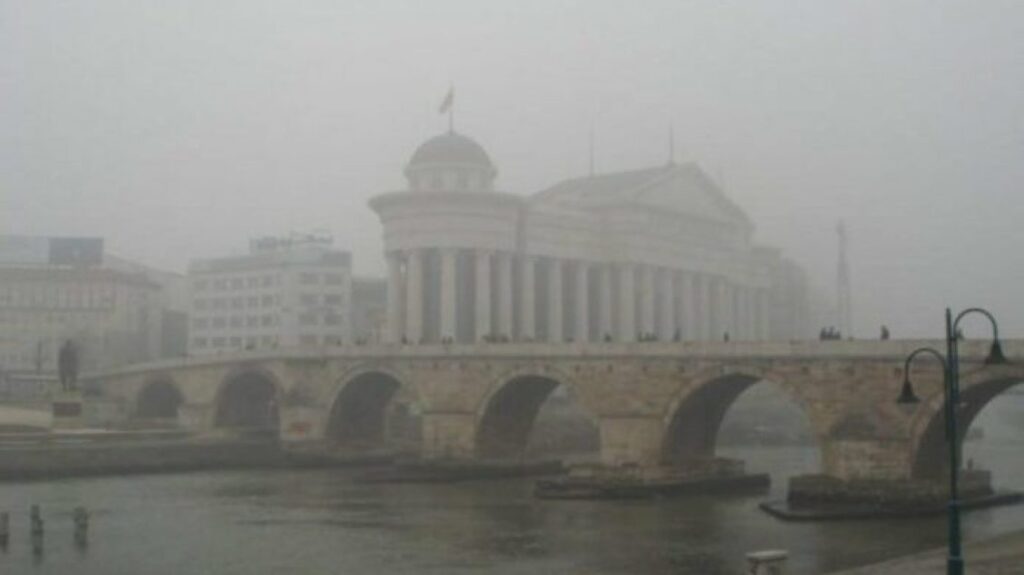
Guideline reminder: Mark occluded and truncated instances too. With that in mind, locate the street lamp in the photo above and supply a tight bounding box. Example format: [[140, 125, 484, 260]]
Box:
[[897, 307, 1007, 575]]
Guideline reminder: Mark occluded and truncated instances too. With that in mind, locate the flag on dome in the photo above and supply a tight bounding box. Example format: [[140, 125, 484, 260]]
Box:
[[438, 87, 454, 114]]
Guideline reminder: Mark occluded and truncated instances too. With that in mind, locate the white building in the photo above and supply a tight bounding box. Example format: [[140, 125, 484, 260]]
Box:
[[187, 235, 353, 354], [371, 130, 810, 344], [0, 236, 168, 394]]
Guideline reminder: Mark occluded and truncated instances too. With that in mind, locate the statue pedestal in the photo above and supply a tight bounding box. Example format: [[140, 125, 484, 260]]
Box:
[[52, 391, 85, 430]]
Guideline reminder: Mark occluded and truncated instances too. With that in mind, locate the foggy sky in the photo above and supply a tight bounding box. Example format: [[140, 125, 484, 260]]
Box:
[[3, 0, 1023, 338]]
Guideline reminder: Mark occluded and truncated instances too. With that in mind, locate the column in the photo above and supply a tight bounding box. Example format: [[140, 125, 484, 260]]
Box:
[[618, 263, 635, 341], [574, 262, 589, 342], [497, 253, 513, 339], [385, 253, 403, 343], [598, 265, 613, 341], [659, 269, 675, 341], [698, 274, 713, 340], [475, 251, 491, 341], [440, 249, 457, 341], [743, 286, 757, 340], [678, 272, 695, 341], [547, 259, 563, 342], [520, 256, 536, 340], [639, 266, 655, 339], [756, 289, 770, 340], [405, 249, 424, 344], [716, 279, 732, 341]]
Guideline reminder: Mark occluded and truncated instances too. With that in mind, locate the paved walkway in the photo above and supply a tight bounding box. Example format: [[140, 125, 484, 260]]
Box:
[[829, 530, 1024, 574]]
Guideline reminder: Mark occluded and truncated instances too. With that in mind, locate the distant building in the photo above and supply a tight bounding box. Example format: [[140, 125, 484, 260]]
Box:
[[351, 277, 387, 344], [0, 235, 179, 397], [187, 234, 353, 354], [371, 130, 812, 344]]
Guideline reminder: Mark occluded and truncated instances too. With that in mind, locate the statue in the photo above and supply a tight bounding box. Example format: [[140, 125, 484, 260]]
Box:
[[58, 340, 79, 392]]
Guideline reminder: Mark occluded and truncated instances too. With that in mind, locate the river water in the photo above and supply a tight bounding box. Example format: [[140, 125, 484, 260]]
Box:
[[1, 439, 1023, 575]]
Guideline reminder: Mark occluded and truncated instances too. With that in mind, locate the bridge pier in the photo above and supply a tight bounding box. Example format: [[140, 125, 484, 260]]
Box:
[[421, 412, 477, 460], [597, 416, 663, 466], [176, 404, 211, 432], [279, 406, 328, 442]]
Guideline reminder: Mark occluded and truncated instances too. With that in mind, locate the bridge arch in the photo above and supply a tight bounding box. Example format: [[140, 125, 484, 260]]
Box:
[[135, 377, 184, 421], [660, 369, 822, 470], [213, 367, 282, 431], [475, 365, 594, 460], [910, 366, 1024, 481], [324, 366, 420, 449]]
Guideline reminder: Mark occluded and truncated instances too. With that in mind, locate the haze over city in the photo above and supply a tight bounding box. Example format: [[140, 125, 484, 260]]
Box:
[[4, 0, 1023, 339]]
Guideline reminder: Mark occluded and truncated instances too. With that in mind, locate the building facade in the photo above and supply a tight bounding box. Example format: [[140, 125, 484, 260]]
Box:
[[351, 277, 387, 344], [0, 236, 167, 395], [187, 235, 353, 354], [371, 131, 810, 344]]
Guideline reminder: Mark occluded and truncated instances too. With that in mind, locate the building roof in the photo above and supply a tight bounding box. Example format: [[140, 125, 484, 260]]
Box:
[[531, 163, 752, 227], [408, 131, 493, 168]]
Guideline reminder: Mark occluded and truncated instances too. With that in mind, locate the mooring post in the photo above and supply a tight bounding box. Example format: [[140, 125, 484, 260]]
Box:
[[30, 505, 43, 556], [72, 506, 89, 548], [746, 549, 788, 574], [0, 511, 9, 549]]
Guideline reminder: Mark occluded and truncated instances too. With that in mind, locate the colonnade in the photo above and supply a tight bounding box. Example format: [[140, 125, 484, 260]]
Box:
[[385, 249, 770, 344]]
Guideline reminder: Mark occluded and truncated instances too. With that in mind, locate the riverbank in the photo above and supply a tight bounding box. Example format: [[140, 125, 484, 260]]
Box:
[[0, 433, 390, 481], [827, 529, 1024, 574]]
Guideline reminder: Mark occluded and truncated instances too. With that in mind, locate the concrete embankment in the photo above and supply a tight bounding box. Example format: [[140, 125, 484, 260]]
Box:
[[0, 433, 388, 481], [828, 529, 1024, 574]]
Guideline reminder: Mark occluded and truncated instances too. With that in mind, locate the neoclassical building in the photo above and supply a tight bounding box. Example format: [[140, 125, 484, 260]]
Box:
[[370, 130, 809, 344]]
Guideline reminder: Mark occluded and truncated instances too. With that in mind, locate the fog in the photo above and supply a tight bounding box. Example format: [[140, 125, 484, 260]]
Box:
[[3, 0, 1022, 337]]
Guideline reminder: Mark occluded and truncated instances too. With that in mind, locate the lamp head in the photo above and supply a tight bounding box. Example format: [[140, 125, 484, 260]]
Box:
[[897, 376, 920, 405], [986, 339, 1008, 365]]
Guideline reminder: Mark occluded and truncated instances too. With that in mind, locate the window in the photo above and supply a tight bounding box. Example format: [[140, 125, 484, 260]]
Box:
[[261, 335, 274, 346], [325, 273, 344, 285], [194, 280, 209, 291], [213, 317, 227, 329], [246, 316, 259, 328], [245, 336, 257, 348], [261, 295, 274, 307], [230, 279, 243, 290], [193, 318, 208, 329], [212, 298, 226, 310], [247, 296, 259, 307], [231, 297, 244, 309], [246, 277, 258, 288], [324, 313, 341, 326], [324, 294, 342, 306], [261, 315, 274, 327], [212, 337, 226, 348], [300, 294, 318, 306], [230, 337, 242, 347], [230, 316, 243, 328], [299, 335, 318, 346], [192, 337, 208, 349], [299, 272, 319, 285], [261, 276, 272, 287], [214, 279, 227, 291], [299, 313, 317, 326], [195, 299, 208, 311]]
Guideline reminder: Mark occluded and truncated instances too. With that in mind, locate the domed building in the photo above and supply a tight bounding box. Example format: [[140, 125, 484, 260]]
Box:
[[370, 130, 809, 344]]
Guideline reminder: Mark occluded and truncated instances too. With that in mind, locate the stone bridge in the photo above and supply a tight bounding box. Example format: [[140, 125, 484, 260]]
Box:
[[84, 340, 1024, 485]]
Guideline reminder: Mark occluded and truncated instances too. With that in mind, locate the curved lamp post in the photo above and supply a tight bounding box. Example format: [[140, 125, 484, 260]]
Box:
[[897, 307, 1007, 575]]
